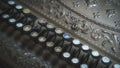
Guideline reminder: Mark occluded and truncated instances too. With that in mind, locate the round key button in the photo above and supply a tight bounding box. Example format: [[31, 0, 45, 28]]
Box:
[[63, 33, 71, 39], [16, 5, 23, 10], [2, 14, 9, 19], [23, 25, 32, 32], [113, 64, 120, 68], [16, 23, 23, 28], [9, 18, 16, 24], [8, 1, 15, 5], [63, 52, 71, 58], [71, 58, 79, 64], [82, 45, 90, 51], [102, 56, 111, 64], [80, 64, 88, 68], [91, 50, 100, 57], [73, 39, 81, 45]]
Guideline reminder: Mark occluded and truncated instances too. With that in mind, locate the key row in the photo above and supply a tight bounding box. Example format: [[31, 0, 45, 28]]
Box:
[[0, 0, 120, 68]]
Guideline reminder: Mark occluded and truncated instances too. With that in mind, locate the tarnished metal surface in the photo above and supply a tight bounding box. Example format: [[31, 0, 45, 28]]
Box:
[[0, 32, 52, 68], [60, 0, 120, 30], [0, 0, 120, 67], [16, 0, 120, 62]]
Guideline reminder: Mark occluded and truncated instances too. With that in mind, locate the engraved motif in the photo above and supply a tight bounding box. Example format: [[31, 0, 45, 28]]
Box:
[[56, 7, 66, 18], [79, 20, 91, 34], [114, 21, 120, 28], [91, 28, 120, 53], [106, 0, 113, 5], [59, 0, 120, 32], [85, 0, 97, 7], [89, 23, 120, 55], [106, 9, 116, 18], [33, 19, 42, 29], [50, 0, 56, 4], [102, 32, 120, 53], [116, 1, 120, 6], [73, 1, 80, 8], [91, 29, 102, 40], [71, 23, 79, 31], [93, 12, 100, 18], [66, 11, 72, 17], [113, 34, 120, 52]]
